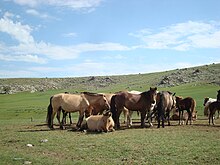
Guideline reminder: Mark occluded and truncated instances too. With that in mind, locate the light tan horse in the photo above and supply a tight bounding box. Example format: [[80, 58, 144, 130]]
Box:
[[47, 92, 110, 129]]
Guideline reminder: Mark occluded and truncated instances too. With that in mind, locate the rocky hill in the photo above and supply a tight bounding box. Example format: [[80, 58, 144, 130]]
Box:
[[0, 63, 219, 94]]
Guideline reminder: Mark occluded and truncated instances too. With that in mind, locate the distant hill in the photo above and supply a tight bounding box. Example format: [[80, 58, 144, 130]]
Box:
[[0, 63, 219, 94]]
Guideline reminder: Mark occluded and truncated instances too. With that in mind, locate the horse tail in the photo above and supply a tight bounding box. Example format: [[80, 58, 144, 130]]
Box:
[[158, 93, 164, 114], [191, 98, 196, 113], [47, 96, 53, 128], [110, 95, 117, 122], [157, 92, 165, 127]]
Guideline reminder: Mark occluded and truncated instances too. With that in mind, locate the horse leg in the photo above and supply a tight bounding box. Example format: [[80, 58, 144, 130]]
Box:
[[157, 107, 161, 128], [123, 108, 128, 124], [178, 110, 181, 125], [76, 111, 85, 129], [208, 113, 211, 125], [157, 115, 161, 128], [60, 111, 67, 130], [212, 112, 215, 125], [140, 111, 147, 128], [186, 110, 192, 125], [116, 108, 123, 129], [181, 111, 185, 125], [161, 109, 165, 128], [69, 113, 72, 125], [127, 110, 133, 128], [50, 111, 57, 129], [167, 111, 171, 126], [147, 110, 153, 127], [56, 109, 61, 125], [218, 110, 220, 119]]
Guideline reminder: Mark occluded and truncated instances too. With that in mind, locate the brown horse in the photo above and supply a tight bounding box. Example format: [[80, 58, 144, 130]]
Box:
[[156, 91, 176, 128], [110, 87, 158, 128], [208, 101, 220, 125], [203, 97, 217, 117], [175, 96, 196, 125], [47, 92, 110, 129], [87, 93, 115, 115]]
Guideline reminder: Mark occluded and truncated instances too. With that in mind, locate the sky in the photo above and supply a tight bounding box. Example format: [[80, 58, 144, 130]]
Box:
[[0, 0, 220, 78]]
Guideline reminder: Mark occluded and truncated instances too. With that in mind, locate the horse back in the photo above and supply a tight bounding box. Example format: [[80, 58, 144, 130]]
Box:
[[158, 91, 174, 112], [52, 93, 89, 111], [123, 92, 146, 110], [209, 101, 220, 114], [178, 97, 196, 111]]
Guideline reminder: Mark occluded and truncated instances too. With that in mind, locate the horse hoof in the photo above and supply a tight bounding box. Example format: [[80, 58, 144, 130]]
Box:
[[60, 126, 65, 130]]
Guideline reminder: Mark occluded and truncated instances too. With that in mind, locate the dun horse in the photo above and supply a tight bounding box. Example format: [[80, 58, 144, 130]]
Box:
[[156, 91, 176, 128], [110, 87, 157, 128], [47, 92, 110, 129], [175, 96, 196, 125], [61, 92, 113, 125]]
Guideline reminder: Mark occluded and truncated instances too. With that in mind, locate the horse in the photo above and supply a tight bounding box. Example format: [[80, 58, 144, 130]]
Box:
[[208, 101, 220, 125], [175, 96, 196, 125], [110, 87, 158, 129], [203, 97, 217, 117], [171, 110, 197, 121], [156, 91, 176, 128], [124, 90, 157, 128], [88, 92, 133, 127], [47, 92, 110, 129], [87, 93, 115, 115], [80, 110, 115, 132]]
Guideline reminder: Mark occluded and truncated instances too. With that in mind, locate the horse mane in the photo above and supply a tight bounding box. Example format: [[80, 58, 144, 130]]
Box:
[[82, 92, 104, 97], [176, 96, 183, 99]]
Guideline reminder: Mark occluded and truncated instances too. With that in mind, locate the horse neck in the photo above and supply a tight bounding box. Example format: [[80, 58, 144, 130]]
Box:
[[141, 91, 152, 103]]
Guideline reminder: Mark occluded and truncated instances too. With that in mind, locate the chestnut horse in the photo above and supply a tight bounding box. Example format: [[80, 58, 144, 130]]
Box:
[[208, 101, 220, 125], [175, 96, 196, 125], [156, 91, 176, 128], [110, 87, 157, 128], [47, 92, 110, 129]]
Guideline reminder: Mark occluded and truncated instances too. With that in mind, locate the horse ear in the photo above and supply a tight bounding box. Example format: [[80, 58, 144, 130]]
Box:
[[150, 87, 157, 90], [173, 93, 176, 96]]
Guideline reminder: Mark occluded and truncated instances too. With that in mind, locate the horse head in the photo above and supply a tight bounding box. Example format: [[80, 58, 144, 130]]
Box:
[[102, 95, 110, 110], [203, 97, 209, 106], [149, 87, 158, 104]]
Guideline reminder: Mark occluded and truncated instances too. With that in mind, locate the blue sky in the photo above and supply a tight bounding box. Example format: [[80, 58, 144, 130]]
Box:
[[0, 0, 220, 78]]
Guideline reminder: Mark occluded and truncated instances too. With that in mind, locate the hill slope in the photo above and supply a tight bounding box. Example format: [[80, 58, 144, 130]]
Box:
[[0, 63, 219, 94]]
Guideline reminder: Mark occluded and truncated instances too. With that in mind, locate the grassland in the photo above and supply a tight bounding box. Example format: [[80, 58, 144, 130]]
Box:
[[0, 64, 220, 164]]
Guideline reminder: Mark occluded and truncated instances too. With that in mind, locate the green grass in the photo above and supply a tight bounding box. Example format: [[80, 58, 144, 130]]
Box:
[[0, 83, 220, 164]]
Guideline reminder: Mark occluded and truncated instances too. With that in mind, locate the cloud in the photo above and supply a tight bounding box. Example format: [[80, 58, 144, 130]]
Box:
[[0, 12, 129, 64], [0, 54, 47, 64], [130, 21, 220, 50], [62, 32, 77, 38], [25, 9, 56, 19], [12, 0, 104, 12], [0, 12, 34, 44]]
